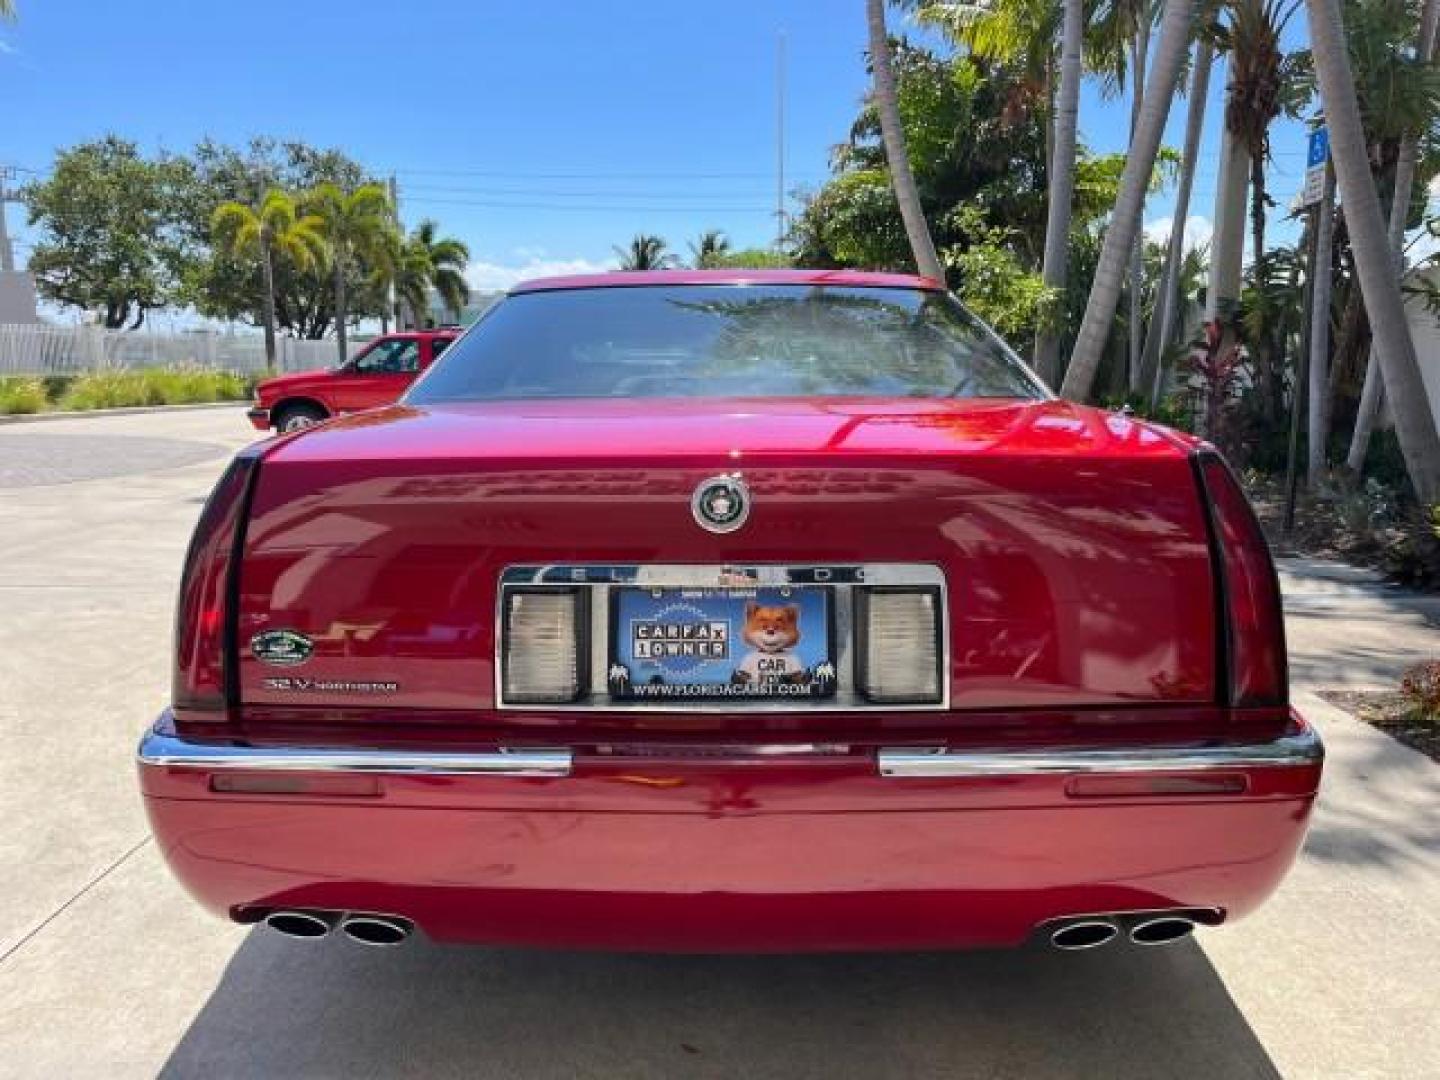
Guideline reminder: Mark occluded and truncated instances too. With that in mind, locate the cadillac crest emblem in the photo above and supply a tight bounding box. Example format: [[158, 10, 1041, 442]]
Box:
[[692, 474, 750, 534]]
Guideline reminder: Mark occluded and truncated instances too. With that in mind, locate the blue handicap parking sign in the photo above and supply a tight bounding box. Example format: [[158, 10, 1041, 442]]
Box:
[[1307, 128, 1329, 168]]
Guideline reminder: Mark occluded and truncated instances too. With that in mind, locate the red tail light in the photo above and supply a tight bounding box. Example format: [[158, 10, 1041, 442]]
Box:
[[1195, 451, 1288, 707], [173, 450, 260, 723]]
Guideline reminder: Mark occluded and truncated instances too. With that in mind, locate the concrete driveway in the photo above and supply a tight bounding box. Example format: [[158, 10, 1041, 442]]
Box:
[[0, 408, 1436, 1079]]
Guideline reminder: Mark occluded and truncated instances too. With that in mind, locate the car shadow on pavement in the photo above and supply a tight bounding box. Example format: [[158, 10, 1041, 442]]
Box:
[[160, 931, 1278, 1079]]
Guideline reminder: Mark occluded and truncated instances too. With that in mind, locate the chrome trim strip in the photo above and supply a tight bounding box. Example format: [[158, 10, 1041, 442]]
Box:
[[138, 727, 573, 777], [876, 725, 1323, 778]]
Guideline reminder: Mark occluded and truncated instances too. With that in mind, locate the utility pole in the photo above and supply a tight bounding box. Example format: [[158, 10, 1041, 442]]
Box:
[[0, 165, 19, 273], [775, 31, 787, 251], [1283, 212, 1319, 535], [388, 173, 402, 330]]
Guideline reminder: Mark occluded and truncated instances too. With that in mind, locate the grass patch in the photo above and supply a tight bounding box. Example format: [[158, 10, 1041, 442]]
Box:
[[1, 369, 254, 415], [0, 377, 50, 414], [49, 370, 252, 412]]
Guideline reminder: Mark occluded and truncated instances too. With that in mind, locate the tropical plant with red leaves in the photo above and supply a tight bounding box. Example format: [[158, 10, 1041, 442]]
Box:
[[1188, 318, 1249, 454], [1399, 659, 1440, 724]]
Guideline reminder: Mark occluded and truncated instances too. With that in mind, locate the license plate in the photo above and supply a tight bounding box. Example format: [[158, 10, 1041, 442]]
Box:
[[608, 587, 835, 702]]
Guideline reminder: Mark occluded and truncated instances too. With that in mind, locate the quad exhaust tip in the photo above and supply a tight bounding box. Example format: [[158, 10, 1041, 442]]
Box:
[[1049, 920, 1119, 951], [1047, 912, 1205, 951], [339, 915, 413, 947], [1129, 915, 1197, 946], [261, 909, 414, 946], [263, 910, 334, 940]]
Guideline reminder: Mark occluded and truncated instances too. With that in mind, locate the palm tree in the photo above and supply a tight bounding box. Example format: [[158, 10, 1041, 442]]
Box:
[[1034, 0, 1086, 386], [390, 219, 470, 327], [1307, 163, 1336, 486], [1220, 0, 1306, 274], [211, 190, 326, 372], [311, 182, 394, 366], [914, 0, 1063, 165], [1139, 40, 1213, 405], [689, 230, 732, 269], [614, 234, 677, 271], [1206, 72, 1250, 331], [866, 0, 946, 281], [1205, 0, 1310, 424], [1090, 0, 1159, 389], [1307, 0, 1440, 501], [1061, 0, 1196, 400], [1347, 0, 1440, 474]]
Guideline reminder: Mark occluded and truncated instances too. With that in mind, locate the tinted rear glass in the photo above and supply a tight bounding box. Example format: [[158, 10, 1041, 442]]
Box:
[[407, 284, 1046, 403]]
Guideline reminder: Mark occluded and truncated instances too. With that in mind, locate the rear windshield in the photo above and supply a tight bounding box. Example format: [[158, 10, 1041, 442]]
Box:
[[407, 284, 1047, 403]]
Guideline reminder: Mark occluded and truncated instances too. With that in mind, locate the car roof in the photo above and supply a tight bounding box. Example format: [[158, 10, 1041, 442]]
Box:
[[508, 268, 944, 294]]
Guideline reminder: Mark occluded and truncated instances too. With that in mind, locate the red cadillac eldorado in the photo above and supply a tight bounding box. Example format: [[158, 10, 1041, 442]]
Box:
[[138, 269, 1322, 953]]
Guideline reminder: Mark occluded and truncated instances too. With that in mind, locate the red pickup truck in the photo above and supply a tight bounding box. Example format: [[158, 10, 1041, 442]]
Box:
[[247, 328, 460, 432]]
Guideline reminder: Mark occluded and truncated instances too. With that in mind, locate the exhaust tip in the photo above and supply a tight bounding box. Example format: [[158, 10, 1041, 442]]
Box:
[[1049, 920, 1119, 951], [263, 911, 333, 939], [340, 915, 412, 947], [1129, 915, 1197, 946]]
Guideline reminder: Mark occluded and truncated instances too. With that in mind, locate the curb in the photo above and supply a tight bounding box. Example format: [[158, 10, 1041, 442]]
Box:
[[0, 401, 249, 426]]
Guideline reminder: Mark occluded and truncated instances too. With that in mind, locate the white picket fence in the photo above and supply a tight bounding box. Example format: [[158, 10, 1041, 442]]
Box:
[[0, 324, 347, 376]]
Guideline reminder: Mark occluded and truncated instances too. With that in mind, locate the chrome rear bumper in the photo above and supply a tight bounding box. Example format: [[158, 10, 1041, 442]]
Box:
[[138, 716, 1320, 780], [876, 725, 1322, 777]]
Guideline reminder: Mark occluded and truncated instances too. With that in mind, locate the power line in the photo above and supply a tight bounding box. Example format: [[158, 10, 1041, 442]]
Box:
[[400, 182, 790, 198], [389, 166, 824, 180], [404, 196, 774, 213]]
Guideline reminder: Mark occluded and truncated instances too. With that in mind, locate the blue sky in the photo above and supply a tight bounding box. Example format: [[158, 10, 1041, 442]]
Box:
[[0, 0, 1317, 301]]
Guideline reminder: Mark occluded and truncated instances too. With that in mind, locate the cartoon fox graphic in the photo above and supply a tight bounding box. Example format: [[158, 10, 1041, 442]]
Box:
[[733, 601, 806, 686]]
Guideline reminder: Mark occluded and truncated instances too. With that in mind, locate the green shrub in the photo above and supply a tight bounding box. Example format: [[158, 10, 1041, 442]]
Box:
[[58, 369, 250, 411], [0, 377, 50, 414], [1098, 391, 1196, 433], [41, 375, 76, 403], [58, 372, 150, 410], [1399, 660, 1440, 726], [1383, 504, 1440, 589]]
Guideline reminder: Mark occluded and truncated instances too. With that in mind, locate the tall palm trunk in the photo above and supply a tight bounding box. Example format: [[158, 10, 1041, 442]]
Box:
[[333, 259, 349, 366], [1307, 164, 1336, 487], [1307, 0, 1440, 502], [1141, 40, 1213, 405], [1127, 28, 1149, 391], [866, 0, 945, 282], [1061, 0, 1195, 401], [259, 244, 279, 374], [1206, 68, 1249, 325], [1347, 0, 1440, 475], [1033, 0, 1086, 387], [1044, 56, 1057, 181]]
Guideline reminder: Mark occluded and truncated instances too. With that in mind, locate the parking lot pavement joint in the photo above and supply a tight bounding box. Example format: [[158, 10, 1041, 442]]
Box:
[[0, 836, 152, 969]]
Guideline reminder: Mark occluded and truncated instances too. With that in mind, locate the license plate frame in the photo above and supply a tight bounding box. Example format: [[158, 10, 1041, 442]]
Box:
[[607, 586, 837, 703]]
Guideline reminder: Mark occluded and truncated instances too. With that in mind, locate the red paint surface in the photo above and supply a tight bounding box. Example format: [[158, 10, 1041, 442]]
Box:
[[249, 330, 458, 430], [140, 713, 1320, 950], [234, 397, 1218, 720]]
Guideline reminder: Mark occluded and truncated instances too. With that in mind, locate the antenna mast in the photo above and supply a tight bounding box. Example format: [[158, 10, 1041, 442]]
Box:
[[776, 31, 787, 251]]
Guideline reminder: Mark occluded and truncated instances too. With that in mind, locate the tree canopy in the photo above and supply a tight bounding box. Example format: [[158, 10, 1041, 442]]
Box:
[[23, 137, 191, 328], [22, 136, 469, 341]]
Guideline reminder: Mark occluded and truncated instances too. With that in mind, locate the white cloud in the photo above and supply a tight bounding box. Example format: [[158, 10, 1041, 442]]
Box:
[[1144, 214, 1214, 251], [466, 256, 614, 292], [0, 40, 17, 55]]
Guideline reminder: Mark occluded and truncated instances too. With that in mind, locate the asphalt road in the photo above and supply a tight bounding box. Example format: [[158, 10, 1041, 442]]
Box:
[[0, 407, 1436, 1079]]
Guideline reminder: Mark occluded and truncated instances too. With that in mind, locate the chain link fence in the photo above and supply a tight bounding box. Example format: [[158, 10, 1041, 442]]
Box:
[[0, 324, 348, 376]]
